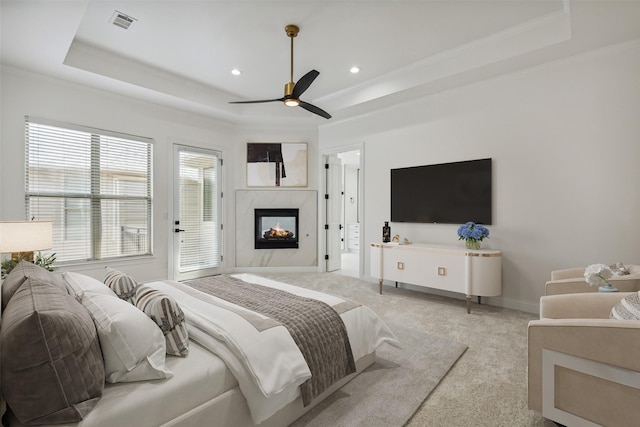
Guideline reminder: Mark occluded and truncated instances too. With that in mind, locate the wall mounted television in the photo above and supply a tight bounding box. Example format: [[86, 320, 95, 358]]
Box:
[[391, 158, 492, 225]]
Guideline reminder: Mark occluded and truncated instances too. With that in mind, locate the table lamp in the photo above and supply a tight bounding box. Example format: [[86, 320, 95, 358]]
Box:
[[0, 221, 53, 261]]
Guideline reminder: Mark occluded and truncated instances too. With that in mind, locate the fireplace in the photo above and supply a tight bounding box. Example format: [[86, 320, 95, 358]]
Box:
[[254, 208, 299, 249]]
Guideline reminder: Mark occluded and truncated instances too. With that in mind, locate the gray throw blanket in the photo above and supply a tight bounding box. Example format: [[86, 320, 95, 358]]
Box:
[[183, 275, 356, 406]]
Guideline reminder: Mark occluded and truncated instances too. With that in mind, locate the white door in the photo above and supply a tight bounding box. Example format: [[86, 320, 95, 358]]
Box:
[[173, 145, 223, 281], [325, 155, 343, 271]]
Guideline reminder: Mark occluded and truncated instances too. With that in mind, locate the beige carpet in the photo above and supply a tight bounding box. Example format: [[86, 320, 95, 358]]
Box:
[[290, 323, 466, 426], [256, 272, 556, 427]]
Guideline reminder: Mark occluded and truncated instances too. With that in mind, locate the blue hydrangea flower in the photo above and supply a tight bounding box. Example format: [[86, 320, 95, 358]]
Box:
[[457, 222, 489, 242]]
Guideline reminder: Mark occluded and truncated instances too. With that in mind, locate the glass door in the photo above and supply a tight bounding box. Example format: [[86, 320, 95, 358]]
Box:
[[173, 145, 222, 280]]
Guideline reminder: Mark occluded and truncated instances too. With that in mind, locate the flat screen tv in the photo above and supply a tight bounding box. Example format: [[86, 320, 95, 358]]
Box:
[[391, 158, 492, 225]]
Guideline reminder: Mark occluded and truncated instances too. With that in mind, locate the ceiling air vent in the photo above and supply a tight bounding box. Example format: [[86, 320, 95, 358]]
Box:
[[110, 11, 137, 30]]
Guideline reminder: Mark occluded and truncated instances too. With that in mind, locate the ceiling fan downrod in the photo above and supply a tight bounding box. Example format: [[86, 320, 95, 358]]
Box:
[[284, 24, 299, 104]]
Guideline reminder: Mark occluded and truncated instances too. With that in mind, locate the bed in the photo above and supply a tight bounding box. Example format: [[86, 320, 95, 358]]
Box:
[[1, 263, 397, 427]]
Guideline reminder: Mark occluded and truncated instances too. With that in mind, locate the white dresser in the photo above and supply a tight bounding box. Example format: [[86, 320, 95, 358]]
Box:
[[370, 242, 501, 313], [347, 223, 360, 251]]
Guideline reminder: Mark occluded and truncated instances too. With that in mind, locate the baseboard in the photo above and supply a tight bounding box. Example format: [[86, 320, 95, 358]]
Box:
[[227, 266, 320, 274]]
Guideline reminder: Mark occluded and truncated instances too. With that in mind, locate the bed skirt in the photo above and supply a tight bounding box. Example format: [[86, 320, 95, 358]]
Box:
[[162, 351, 375, 427]]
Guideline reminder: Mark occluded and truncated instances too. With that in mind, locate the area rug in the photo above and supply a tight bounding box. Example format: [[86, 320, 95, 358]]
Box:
[[289, 322, 467, 427]]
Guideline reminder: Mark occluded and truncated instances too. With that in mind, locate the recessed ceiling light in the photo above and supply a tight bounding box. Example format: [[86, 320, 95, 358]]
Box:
[[350, 66, 360, 74], [231, 68, 242, 76]]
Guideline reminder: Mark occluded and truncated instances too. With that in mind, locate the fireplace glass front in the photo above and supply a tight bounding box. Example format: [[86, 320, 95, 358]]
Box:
[[254, 208, 299, 249]]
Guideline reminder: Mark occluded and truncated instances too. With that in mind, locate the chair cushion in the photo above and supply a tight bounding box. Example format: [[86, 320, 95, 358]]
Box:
[[610, 291, 640, 320], [104, 267, 138, 304], [136, 285, 189, 357], [1, 260, 65, 312], [1, 277, 104, 425]]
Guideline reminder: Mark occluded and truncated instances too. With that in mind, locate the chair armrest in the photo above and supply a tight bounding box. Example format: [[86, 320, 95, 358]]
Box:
[[550, 267, 585, 281], [540, 292, 630, 319], [545, 278, 595, 295], [546, 277, 640, 296], [527, 319, 640, 413]]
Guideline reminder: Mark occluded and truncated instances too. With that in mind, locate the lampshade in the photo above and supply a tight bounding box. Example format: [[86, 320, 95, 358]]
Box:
[[0, 221, 53, 253]]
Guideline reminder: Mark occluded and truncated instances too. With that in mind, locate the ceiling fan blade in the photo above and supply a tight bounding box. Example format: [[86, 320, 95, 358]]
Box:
[[299, 100, 331, 119], [292, 70, 319, 98], [229, 97, 284, 104]]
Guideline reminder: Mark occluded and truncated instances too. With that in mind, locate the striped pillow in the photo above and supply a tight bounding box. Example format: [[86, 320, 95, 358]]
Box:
[[135, 285, 189, 357], [103, 268, 138, 304], [610, 291, 640, 320]]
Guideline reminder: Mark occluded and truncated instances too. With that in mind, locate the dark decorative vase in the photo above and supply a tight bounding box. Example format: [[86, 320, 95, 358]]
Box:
[[382, 221, 391, 243]]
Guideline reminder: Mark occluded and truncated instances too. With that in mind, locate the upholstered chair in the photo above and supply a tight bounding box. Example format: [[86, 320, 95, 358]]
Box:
[[528, 292, 640, 426], [545, 264, 640, 295]]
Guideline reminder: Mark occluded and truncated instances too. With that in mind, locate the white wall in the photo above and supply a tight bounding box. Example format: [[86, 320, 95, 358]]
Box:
[[320, 40, 640, 313], [0, 66, 318, 281], [3, 39, 639, 313], [343, 165, 359, 227]]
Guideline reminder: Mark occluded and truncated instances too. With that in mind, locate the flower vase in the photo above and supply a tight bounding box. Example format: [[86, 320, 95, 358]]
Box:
[[465, 240, 481, 250], [598, 283, 619, 293]]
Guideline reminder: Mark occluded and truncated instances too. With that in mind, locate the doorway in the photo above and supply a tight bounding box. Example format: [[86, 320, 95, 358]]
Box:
[[172, 145, 223, 281], [337, 150, 361, 278], [322, 145, 363, 278]]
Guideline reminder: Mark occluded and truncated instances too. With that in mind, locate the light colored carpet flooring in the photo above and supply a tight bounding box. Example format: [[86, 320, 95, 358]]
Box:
[[256, 272, 556, 427], [290, 323, 467, 427]]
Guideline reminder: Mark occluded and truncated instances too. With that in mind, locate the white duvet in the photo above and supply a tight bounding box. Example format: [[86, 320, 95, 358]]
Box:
[[145, 274, 398, 424]]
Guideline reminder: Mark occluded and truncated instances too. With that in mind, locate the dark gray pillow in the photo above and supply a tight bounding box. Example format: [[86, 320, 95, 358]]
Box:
[[1, 261, 65, 312], [1, 277, 104, 425]]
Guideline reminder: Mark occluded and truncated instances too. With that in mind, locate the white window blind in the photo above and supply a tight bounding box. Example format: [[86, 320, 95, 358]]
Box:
[[178, 149, 220, 271], [25, 116, 153, 263]]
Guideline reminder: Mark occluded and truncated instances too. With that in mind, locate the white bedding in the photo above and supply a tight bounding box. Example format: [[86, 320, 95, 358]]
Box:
[[146, 273, 398, 424], [9, 341, 235, 427], [7, 273, 397, 427]]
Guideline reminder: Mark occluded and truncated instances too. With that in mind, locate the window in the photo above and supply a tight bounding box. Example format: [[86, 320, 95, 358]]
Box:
[[25, 117, 153, 262]]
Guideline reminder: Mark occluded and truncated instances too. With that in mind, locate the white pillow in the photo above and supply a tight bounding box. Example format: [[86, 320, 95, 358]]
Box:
[[64, 271, 115, 298], [79, 291, 173, 383]]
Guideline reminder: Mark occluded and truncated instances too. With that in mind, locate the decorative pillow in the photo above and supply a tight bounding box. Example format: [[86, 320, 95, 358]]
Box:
[[64, 271, 116, 298], [610, 291, 640, 320], [1, 277, 104, 424], [1, 260, 65, 312], [136, 285, 189, 357], [78, 291, 173, 383], [610, 262, 630, 276], [103, 267, 138, 304]]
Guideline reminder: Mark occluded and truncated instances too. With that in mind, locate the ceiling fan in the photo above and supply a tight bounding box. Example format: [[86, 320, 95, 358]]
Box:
[[229, 24, 331, 119]]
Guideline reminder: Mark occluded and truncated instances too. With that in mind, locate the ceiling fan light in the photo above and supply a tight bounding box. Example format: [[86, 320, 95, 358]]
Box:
[[285, 98, 299, 107]]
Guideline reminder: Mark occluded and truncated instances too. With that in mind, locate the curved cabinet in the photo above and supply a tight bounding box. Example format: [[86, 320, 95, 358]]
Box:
[[370, 243, 501, 313]]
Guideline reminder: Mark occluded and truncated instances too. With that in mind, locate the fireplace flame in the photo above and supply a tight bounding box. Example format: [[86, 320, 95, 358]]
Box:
[[265, 222, 294, 239]]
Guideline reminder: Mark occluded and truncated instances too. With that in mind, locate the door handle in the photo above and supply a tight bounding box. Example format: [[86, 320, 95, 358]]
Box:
[[175, 228, 185, 233]]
